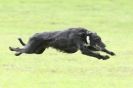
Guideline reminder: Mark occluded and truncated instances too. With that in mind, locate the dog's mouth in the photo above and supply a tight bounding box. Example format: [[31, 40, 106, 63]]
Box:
[[95, 45, 102, 50], [91, 44, 104, 51]]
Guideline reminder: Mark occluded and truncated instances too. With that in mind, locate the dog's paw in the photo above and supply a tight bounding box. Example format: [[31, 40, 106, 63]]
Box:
[[15, 52, 22, 56], [102, 55, 110, 60], [9, 47, 14, 51], [97, 55, 110, 60], [110, 52, 115, 56]]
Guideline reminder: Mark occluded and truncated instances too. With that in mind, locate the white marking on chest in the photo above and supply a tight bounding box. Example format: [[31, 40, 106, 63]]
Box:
[[84, 36, 90, 46]]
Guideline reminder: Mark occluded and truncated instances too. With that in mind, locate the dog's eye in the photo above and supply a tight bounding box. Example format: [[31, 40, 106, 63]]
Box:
[[97, 38, 100, 40], [95, 38, 99, 40]]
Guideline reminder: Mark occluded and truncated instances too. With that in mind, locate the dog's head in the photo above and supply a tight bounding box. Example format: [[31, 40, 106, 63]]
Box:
[[78, 28, 106, 51], [86, 32, 106, 51]]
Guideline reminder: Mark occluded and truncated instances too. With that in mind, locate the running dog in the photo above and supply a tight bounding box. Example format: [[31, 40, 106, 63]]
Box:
[[9, 27, 115, 60]]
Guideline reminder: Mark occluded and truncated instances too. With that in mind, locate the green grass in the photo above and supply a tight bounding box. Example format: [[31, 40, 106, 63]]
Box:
[[0, 0, 133, 88]]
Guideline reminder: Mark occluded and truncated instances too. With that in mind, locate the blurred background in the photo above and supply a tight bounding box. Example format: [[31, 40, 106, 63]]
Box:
[[0, 0, 133, 88]]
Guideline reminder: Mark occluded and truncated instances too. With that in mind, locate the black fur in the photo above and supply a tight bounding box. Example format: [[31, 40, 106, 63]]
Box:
[[9, 27, 115, 60]]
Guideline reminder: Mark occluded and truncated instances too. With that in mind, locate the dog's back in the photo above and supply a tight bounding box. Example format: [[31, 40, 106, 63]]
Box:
[[31, 27, 88, 41]]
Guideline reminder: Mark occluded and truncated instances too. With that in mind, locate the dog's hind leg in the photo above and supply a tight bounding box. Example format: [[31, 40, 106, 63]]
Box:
[[15, 52, 22, 56], [35, 46, 46, 54], [9, 41, 35, 56], [9, 45, 34, 56], [9, 47, 21, 51], [9, 47, 23, 56], [9, 37, 46, 56]]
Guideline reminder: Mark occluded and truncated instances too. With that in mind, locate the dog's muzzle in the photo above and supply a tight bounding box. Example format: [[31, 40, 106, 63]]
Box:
[[94, 43, 105, 51]]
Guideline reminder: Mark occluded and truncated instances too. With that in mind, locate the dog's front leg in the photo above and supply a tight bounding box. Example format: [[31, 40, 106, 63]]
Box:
[[80, 46, 110, 60], [102, 48, 115, 56]]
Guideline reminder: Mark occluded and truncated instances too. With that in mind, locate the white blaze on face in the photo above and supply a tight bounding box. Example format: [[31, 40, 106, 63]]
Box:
[[86, 36, 90, 46]]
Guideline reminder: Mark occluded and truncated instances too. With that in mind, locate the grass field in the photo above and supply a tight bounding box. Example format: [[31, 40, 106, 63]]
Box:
[[0, 0, 133, 88]]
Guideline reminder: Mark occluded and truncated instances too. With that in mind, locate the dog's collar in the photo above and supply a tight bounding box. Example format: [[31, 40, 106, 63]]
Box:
[[86, 36, 90, 44], [84, 36, 90, 46]]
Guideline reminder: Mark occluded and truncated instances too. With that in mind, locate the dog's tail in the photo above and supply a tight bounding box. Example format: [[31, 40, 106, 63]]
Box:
[[18, 38, 26, 46]]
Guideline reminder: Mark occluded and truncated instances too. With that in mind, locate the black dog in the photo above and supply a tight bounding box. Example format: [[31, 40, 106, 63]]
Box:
[[9, 27, 115, 60]]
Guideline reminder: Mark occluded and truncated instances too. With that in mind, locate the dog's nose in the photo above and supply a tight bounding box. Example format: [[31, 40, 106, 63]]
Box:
[[101, 43, 106, 48]]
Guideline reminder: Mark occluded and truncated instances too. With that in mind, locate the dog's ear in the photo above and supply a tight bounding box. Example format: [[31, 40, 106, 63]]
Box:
[[78, 32, 86, 37], [87, 31, 95, 36]]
